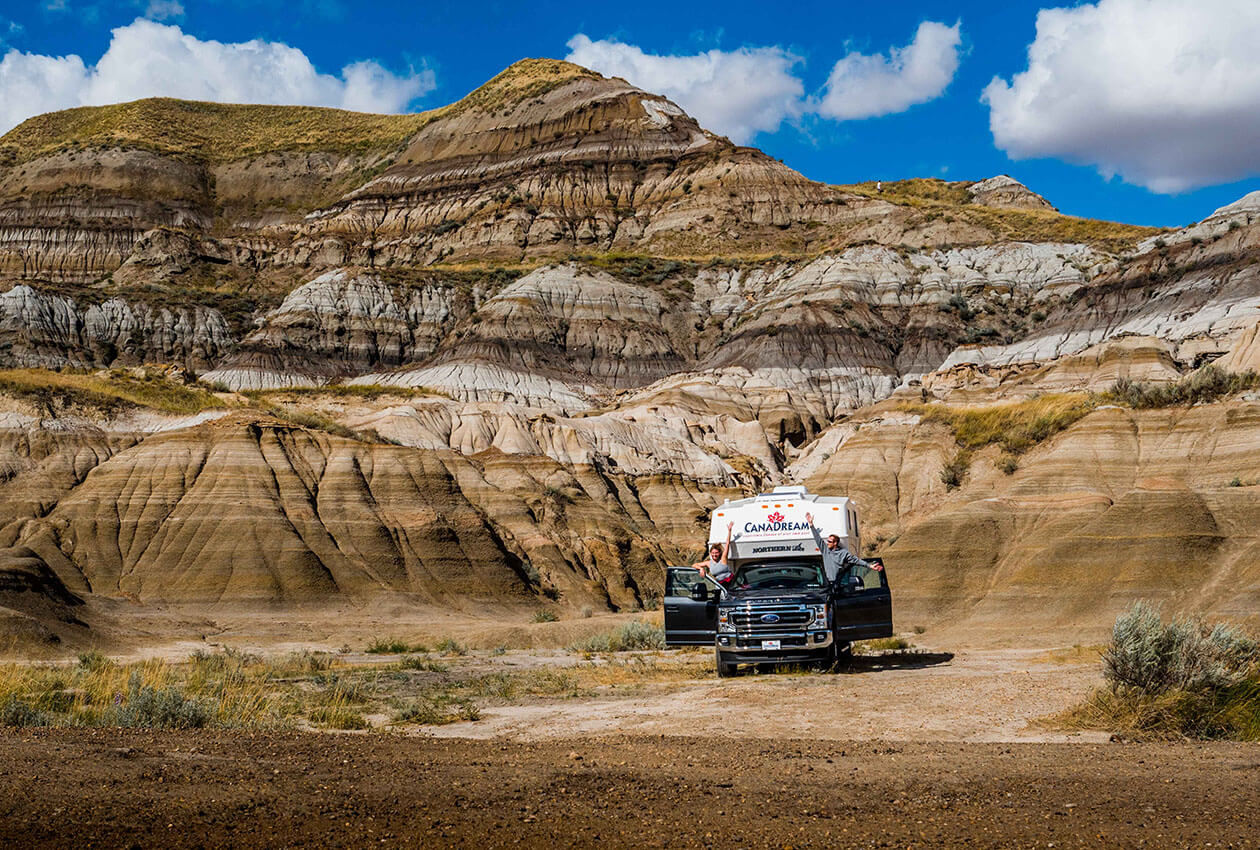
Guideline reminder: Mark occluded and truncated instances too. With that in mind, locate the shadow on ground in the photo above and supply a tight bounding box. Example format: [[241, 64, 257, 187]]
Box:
[[840, 650, 955, 672]]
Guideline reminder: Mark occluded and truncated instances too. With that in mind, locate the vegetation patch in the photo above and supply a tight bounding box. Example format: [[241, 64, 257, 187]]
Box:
[[0, 368, 226, 416], [840, 177, 1161, 252], [567, 621, 666, 654], [901, 393, 1097, 455], [1101, 366, 1260, 409], [1057, 602, 1260, 740]]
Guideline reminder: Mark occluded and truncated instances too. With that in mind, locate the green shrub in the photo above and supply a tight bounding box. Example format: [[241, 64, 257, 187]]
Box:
[[1104, 602, 1259, 694], [104, 674, 212, 729], [308, 706, 369, 730], [939, 449, 971, 490], [366, 638, 413, 655], [398, 656, 447, 672], [435, 638, 467, 656], [1104, 366, 1260, 409], [531, 609, 560, 623], [0, 697, 52, 727], [567, 621, 665, 653]]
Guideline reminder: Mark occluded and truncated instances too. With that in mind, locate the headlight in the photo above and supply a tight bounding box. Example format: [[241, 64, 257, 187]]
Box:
[[718, 610, 735, 633], [808, 604, 828, 626]]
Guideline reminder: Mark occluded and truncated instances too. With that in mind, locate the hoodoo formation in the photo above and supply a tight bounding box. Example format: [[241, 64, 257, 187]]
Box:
[[2, 58, 1258, 651]]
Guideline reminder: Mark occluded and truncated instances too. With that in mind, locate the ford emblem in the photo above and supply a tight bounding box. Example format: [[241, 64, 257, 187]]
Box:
[[760, 613, 781, 624]]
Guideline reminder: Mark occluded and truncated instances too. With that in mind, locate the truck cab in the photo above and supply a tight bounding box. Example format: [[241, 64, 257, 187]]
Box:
[[663, 486, 893, 676]]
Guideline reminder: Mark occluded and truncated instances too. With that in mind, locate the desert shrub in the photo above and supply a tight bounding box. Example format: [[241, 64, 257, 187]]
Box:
[[308, 705, 369, 730], [531, 609, 560, 623], [939, 450, 971, 490], [854, 637, 912, 654], [398, 656, 447, 672], [392, 694, 479, 725], [568, 621, 665, 653], [435, 638, 467, 656], [0, 697, 52, 727], [1063, 603, 1260, 740], [1104, 602, 1259, 694], [1103, 367, 1260, 409], [77, 650, 110, 670], [104, 674, 212, 729], [997, 454, 1019, 475], [366, 637, 413, 655]]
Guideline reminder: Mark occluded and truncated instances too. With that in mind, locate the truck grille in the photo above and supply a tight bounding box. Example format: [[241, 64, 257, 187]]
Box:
[[731, 604, 811, 635]]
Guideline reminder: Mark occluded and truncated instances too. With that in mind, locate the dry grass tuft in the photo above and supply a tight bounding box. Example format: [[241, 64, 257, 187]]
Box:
[[840, 177, 1160, 252], [901, 393, 1097, 455], [0, 368, 225, 416]]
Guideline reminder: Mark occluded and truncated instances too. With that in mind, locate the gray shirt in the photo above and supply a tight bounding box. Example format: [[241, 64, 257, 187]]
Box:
[[705, 558, 733, 582], [810, 526, 871, 583]]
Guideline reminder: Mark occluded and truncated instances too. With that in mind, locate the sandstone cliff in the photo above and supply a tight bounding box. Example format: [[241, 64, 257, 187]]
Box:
[[2, 57, 1259, 651]]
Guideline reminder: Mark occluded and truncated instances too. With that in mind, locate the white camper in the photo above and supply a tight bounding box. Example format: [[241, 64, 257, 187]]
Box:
[[709, 485, 861, 566]]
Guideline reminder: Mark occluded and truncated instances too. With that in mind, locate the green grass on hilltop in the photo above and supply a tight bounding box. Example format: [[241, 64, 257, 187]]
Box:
[[0, 59, 602, 166], [842, 177, 1162, 253]]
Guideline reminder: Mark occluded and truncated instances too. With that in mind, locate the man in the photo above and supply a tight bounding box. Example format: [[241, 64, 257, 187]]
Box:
[[804, 512, 882, 585], [693, 521, 735, 586]]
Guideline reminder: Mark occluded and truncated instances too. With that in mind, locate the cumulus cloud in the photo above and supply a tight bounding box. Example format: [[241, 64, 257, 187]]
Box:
[[567, 24, 962, 143], [816, 21, 962, 121], [565, 34, 804, 143], [984, 0, 1260, 194], [0, 18, 433, 135]]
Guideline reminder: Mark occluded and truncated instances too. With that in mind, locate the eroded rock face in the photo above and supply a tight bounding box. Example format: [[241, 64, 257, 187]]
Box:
[[203, 270, 475, 389], [0, 283, 233, 371], [0, 148, 213, 283], [967, 175, 1055, 211], [791, 400, 1260, 640], [9, 417, 726, 610]]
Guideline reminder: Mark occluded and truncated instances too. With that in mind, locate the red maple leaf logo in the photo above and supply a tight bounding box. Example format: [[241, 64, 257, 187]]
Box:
[[767, 512, 784, 523]]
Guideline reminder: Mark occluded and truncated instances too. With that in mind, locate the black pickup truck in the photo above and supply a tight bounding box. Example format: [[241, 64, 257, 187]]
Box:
[[663, 557, 893, 676]]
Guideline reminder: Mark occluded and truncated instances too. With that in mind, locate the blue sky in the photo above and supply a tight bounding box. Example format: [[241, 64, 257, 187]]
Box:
[[1, 0, 1258, 227]]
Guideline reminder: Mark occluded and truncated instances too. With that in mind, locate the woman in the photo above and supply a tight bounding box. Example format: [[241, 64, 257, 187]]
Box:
[[693, 521, 735, 585]]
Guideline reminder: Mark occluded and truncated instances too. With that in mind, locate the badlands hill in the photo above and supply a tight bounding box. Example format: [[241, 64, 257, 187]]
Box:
[[1, 58, 1258, 652]]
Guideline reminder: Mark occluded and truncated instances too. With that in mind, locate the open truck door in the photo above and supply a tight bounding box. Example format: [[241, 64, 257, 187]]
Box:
[[832, 557, 893, 641], [663, 567, 719, 646]]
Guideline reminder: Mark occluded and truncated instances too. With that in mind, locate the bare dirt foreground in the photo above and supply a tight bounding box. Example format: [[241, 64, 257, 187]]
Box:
[[1, 731, 1258, 849], [1, 649, 1257, 848]]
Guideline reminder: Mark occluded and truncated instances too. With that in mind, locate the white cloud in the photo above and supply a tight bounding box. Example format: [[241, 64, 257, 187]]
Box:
[[566, 25, 962, 143], [0, 18, 433, 135], [984, 0, 1260, 194], [565, 34, 804, 144], [816, 21, 962, 121], [143, 0, 184, 21]]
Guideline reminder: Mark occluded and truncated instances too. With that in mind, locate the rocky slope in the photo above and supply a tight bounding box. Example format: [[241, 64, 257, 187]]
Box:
[[1, 58, 1259, 651]]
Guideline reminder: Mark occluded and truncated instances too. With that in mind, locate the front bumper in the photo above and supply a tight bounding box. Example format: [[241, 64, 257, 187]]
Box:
[[717, 630, 833, 656]]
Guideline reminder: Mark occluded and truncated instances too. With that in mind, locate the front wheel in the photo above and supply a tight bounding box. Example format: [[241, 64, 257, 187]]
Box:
[[716, 648, 737, 678]]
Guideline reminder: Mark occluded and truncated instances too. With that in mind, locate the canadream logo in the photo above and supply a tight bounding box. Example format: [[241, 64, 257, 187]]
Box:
[[744, 511, 809, 534]]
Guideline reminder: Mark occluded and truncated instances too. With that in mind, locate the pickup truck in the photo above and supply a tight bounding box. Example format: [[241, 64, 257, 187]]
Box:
[[663, 556, 893, 676]]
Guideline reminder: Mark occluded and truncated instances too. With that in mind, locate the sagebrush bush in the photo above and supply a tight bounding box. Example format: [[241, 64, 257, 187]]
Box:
[[104, 674, 212, 729], [1, 697, 52, 727], [568, 621, 665, 653], [1104, 602, 1259, 694], [1104, 366, 1260, 409]]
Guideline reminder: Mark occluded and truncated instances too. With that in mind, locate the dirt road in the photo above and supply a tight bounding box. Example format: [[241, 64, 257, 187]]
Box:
[[2, 729, 1258, 848]]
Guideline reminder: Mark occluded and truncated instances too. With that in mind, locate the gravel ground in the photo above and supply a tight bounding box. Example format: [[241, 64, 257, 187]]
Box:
[[1, 729, 1258, 848]]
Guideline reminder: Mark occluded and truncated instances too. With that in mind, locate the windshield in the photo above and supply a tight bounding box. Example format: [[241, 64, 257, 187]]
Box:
[[733, 560, 826, 590]]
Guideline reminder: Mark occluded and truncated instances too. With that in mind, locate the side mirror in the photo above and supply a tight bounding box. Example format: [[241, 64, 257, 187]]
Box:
[[690, 584, 709, 602]]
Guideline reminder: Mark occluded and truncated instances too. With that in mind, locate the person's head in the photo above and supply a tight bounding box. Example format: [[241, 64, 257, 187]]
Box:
[[708, 543, 723, 560], [826, 534, 842, 550]]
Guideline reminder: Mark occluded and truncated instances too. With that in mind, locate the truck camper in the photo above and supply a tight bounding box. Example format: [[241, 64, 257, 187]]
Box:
[[663, 485, 893, 676]]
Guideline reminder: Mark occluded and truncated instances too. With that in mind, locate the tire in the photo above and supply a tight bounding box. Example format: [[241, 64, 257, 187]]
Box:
[[834, 641, 853, 662], [716, 648, 737, 678]]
